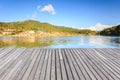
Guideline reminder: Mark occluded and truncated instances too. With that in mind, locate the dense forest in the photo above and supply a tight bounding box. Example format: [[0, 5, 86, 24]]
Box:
[[0, 20, 97, 35], [100, 25, 120, 36]]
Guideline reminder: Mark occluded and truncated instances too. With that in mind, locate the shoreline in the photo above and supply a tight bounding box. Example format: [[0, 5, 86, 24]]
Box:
[[0, 33, 97, 37]]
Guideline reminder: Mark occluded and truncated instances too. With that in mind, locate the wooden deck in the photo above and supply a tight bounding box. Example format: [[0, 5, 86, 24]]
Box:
[[0, 47, 120, 80]]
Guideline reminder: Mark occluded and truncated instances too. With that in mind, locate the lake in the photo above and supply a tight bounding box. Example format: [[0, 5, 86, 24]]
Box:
[[0, 36, 120, 48]]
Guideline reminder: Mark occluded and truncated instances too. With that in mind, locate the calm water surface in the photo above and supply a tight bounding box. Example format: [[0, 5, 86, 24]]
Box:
[[0, 36, 120, 48]]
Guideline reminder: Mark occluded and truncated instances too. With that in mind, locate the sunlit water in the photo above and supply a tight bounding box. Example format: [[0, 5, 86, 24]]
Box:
[[0, 36, 120, 48]]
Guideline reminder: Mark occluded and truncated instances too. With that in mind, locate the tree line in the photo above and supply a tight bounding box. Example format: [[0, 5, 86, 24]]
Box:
[[100, 25, 120, 36], [0, 20, 97, 35]]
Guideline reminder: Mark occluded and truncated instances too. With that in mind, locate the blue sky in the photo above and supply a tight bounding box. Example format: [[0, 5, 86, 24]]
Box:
[[0, 0, 120, 29]]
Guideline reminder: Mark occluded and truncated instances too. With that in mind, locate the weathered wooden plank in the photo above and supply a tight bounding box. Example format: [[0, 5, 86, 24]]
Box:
[[55, 49, 62, 80], [45, 49, 52, 80], [39, 49, 49, 80], [93, 49, 120, 79], [27, 49, 42, 80], [0, 48, 4, 52], [81, 49, 108, 80], [74, 49, 96, 80], [0, 48, 120, 80], [72, 48, 92, 80], [86, 49, 120, 80], [64, 49, 79, 80], [58, 49, 68, 80], [0, 48, 25, 78], [0, 48, 26, 80], [93, 49, 120, 78], [96, 49, 120, 67], [2, 60, 22, 80], [22, 48, 40, 80], [40, 49, 50, 80], [0, 47, 15, 59], [10, 48, 34, 80], [68, 48, 85, 80], [61, 49, 74, 80], [34, 48, 46, 80], [0, 48, 24, 68], [85, 48, 115, 80], [50, 49, 56, 80], [0, 48, 8, 54], [100, 48, 120, 60], [78, 49, 103, 80], [15, 48, 37, 80]]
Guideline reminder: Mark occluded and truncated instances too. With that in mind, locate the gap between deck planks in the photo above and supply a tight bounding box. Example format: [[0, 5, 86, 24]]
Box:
[[0, 47, 120, 80]]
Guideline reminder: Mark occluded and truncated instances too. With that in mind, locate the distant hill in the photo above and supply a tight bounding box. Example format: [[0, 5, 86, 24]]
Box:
[[0, 20, 79, 33], [100, 25, 120, 36], [0, 20, 97, 36]]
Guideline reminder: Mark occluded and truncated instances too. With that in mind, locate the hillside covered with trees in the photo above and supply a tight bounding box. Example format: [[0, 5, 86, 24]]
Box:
[[1, 20, 120, 36], [100, 25, 120, 36], [0, 20, 97, 36]]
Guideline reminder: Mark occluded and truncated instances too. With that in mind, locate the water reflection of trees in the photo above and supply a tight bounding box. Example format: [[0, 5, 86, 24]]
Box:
[[0, 37, 54, 48], [52, 37, 70, 46], [0, 40, 16, 48], [112, 38, 120, 43], [89, 36, 120, 47]]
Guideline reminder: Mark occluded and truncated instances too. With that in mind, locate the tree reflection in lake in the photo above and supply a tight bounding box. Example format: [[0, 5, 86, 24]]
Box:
[[111, 37, 120, 43], [0, 36, 120, 48], [0, 37, 54, 48]]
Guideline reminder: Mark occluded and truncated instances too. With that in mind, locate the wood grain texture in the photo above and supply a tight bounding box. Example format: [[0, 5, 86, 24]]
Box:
[[0, 47, 120, 80]]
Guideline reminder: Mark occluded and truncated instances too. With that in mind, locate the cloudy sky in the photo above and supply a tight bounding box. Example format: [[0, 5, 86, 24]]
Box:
[[0, 0, 120, 30]]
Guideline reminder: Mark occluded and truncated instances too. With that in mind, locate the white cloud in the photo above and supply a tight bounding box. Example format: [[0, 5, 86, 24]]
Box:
[[79, 27, 89, 30], [40, 4, 56, 15], [80, 23, 112, 31], [89, 23, 112, 31]]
